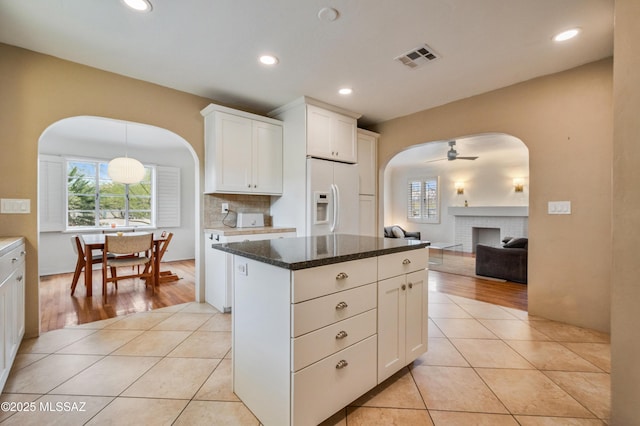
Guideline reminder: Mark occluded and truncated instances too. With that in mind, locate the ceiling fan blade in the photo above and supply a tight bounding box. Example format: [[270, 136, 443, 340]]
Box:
[[425, 157, 447, 163], [456, 156, 479, 160]]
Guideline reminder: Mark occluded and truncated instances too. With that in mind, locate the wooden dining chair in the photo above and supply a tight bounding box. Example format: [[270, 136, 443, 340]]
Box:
[[70, 235, 114, 296], [102, 233, 154, 296]]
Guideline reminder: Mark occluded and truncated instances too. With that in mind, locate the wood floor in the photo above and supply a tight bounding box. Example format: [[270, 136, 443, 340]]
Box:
[[39, 258, 527, 333], [39, 259, 196, 332]]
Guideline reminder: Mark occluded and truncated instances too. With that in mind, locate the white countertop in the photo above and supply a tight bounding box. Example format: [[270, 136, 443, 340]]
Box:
[[0, 237, 25, 257]]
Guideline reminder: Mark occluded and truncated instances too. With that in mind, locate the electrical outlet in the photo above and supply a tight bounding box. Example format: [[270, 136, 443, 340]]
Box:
[[221, 203, 229, 213]]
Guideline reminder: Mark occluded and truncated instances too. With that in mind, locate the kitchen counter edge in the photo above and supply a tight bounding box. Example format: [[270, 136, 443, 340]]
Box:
[[212, 236, 430, 270]]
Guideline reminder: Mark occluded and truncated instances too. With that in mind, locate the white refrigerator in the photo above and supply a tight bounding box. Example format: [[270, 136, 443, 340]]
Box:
[[307, 158, 359, 235]]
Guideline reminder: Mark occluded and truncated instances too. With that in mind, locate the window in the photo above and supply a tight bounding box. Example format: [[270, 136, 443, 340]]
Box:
[[407, 177, 440, 223], [66, 159, 154, 229]]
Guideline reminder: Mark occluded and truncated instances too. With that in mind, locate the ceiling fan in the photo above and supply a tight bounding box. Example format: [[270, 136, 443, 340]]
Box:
[[426, 140, 479, 163]]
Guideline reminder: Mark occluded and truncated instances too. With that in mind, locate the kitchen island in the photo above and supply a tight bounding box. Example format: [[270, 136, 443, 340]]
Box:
[[213, 234, 429, 426]]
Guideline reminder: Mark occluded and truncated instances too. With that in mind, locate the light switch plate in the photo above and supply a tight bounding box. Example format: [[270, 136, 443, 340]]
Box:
[[1, 198, 31, 214], [548, 201, 571, 215]]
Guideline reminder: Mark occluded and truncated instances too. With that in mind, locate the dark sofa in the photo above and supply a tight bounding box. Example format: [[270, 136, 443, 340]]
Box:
[[475, 237, 528, 284], [383, 225, 421, 240]]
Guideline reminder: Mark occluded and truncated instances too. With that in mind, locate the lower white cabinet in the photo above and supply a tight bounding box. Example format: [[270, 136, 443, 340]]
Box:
[[377, 269, 428, 383], [231, 246, 428, 426], [204, 230, 295, 312], [0, 238, 26, 391]]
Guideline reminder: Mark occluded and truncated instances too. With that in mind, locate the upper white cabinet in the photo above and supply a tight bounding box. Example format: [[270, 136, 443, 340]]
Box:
[[307, 104, 357, 163], [201, 104, 283, 195]]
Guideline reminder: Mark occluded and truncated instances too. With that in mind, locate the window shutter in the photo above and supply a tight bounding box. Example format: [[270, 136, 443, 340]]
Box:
[[407, 180, 421, 219], [39, 155, 65, 232], [156, 166, 181, 227]]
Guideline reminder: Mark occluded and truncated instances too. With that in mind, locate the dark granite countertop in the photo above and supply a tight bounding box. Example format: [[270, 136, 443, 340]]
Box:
[[211, 234, 430, 270]]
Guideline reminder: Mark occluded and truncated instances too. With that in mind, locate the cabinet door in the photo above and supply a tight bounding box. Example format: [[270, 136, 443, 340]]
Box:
[[404, 270, 428, 362], [0, 280, 7, 389], [252, 121, 283, 194], [357, 132, 377, 195], [214, 112, 253, 192], [332, 114, 357, 163], [377, 275, 406, 383], [306, 105, 334, 160], [359, 195, 376, 237]]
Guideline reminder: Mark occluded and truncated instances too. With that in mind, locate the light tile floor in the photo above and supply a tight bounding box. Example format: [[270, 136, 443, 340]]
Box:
[[1, 291, 610, 425]]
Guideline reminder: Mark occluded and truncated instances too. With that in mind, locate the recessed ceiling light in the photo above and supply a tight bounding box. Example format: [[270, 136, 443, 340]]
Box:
[[338, 88, 353, 95], [259, 55, 279, 65], [122, 0, 152, 12], [553, 28, 580, 42]]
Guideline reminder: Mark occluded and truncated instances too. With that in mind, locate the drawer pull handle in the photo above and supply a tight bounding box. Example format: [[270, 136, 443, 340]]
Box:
[[335, 301, 348, 310], [336, 272, 348, 280], [20, 251, 26, 256], [401, 284, 406, 291], [17, 275, 23, 282], [408, 282, 413, 289], [402, 258, 411, 265], [335, 330, 348, 339], [336, 360, 349, 369], [11, 258, 18, 263]]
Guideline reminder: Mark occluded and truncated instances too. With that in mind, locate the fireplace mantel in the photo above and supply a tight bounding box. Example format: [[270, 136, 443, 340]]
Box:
[[448, 206, 528, 217]]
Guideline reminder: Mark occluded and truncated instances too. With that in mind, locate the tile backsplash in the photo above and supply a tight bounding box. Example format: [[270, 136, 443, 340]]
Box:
[[204, 194, 272, 228]]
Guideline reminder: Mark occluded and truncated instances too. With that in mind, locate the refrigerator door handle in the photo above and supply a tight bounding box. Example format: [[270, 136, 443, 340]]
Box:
[[334, 183, 340, 232], [330, 184, 338, 232]]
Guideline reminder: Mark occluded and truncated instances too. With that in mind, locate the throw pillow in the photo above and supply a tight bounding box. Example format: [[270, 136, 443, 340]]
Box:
[[504, 237, 528, 248], [391, 226, 405, 238]]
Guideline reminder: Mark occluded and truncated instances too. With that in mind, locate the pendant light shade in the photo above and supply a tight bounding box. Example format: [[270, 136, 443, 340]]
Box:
[[108, 157, 145, 184], [108, 123, 145, 184]]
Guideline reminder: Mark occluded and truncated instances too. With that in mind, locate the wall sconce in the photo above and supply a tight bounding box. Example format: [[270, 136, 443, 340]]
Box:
[[513, 178, 525, 193], [455, 182, 465, 195]]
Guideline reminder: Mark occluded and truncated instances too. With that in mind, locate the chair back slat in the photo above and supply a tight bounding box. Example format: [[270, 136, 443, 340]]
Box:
[[105, 233, 152, 255]]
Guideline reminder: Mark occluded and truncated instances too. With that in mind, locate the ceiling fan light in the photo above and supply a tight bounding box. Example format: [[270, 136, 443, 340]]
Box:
[[108, 157, 146, 184]]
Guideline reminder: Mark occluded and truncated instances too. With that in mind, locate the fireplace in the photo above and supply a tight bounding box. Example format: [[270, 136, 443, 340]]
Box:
[[472, 227, 501, 252], [448, 206, 528, 252]]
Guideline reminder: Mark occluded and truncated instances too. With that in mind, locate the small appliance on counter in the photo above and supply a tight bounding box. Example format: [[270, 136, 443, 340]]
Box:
[[236, 212, 265, 228]]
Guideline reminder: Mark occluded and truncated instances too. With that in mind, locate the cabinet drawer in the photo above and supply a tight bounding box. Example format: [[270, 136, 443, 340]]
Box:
[[292, 309, 376, 372], [378, 249, 428, 280], [0, 244, 26, 280], [292, 257, 377, 303], [292, 283, 376, 337], [292, 335, 377, 426]]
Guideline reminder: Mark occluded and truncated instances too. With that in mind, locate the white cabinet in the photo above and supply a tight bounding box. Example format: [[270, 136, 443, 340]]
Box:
[[307, 104, 357, 163], [231, 242, 429, 426], [357, 129, 379, 236], [357, 130, 378, 195], [201, 104, 283, 195], [204, 229, 295, 312], [0, 238, 26, 392], [377, 249, 428, 383]]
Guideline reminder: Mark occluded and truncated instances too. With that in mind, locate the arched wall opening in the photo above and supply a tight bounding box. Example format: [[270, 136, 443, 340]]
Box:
[[37, 116, 201, 328], [383, 133, 529, 250]]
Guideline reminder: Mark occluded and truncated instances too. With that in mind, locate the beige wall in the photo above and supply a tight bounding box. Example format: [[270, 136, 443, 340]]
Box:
[[373, 58, 613, 333], [611, 0, 640, 422], [0, 43, 212, 336]]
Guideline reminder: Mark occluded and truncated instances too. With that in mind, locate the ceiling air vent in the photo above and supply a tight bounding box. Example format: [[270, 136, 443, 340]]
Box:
[[395, 44, 439, 69]]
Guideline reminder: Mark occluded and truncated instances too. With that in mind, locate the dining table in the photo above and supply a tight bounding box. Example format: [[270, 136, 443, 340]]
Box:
[[80, 232, 166, 297]]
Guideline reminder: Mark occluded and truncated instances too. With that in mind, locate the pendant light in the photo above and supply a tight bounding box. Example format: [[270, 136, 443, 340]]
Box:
[[108, 124, 145, 184]]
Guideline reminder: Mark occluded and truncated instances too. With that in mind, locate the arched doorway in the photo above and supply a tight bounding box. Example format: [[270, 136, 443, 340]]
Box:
[[37, 116, 201, 329], [382, 133, 529, 302]]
